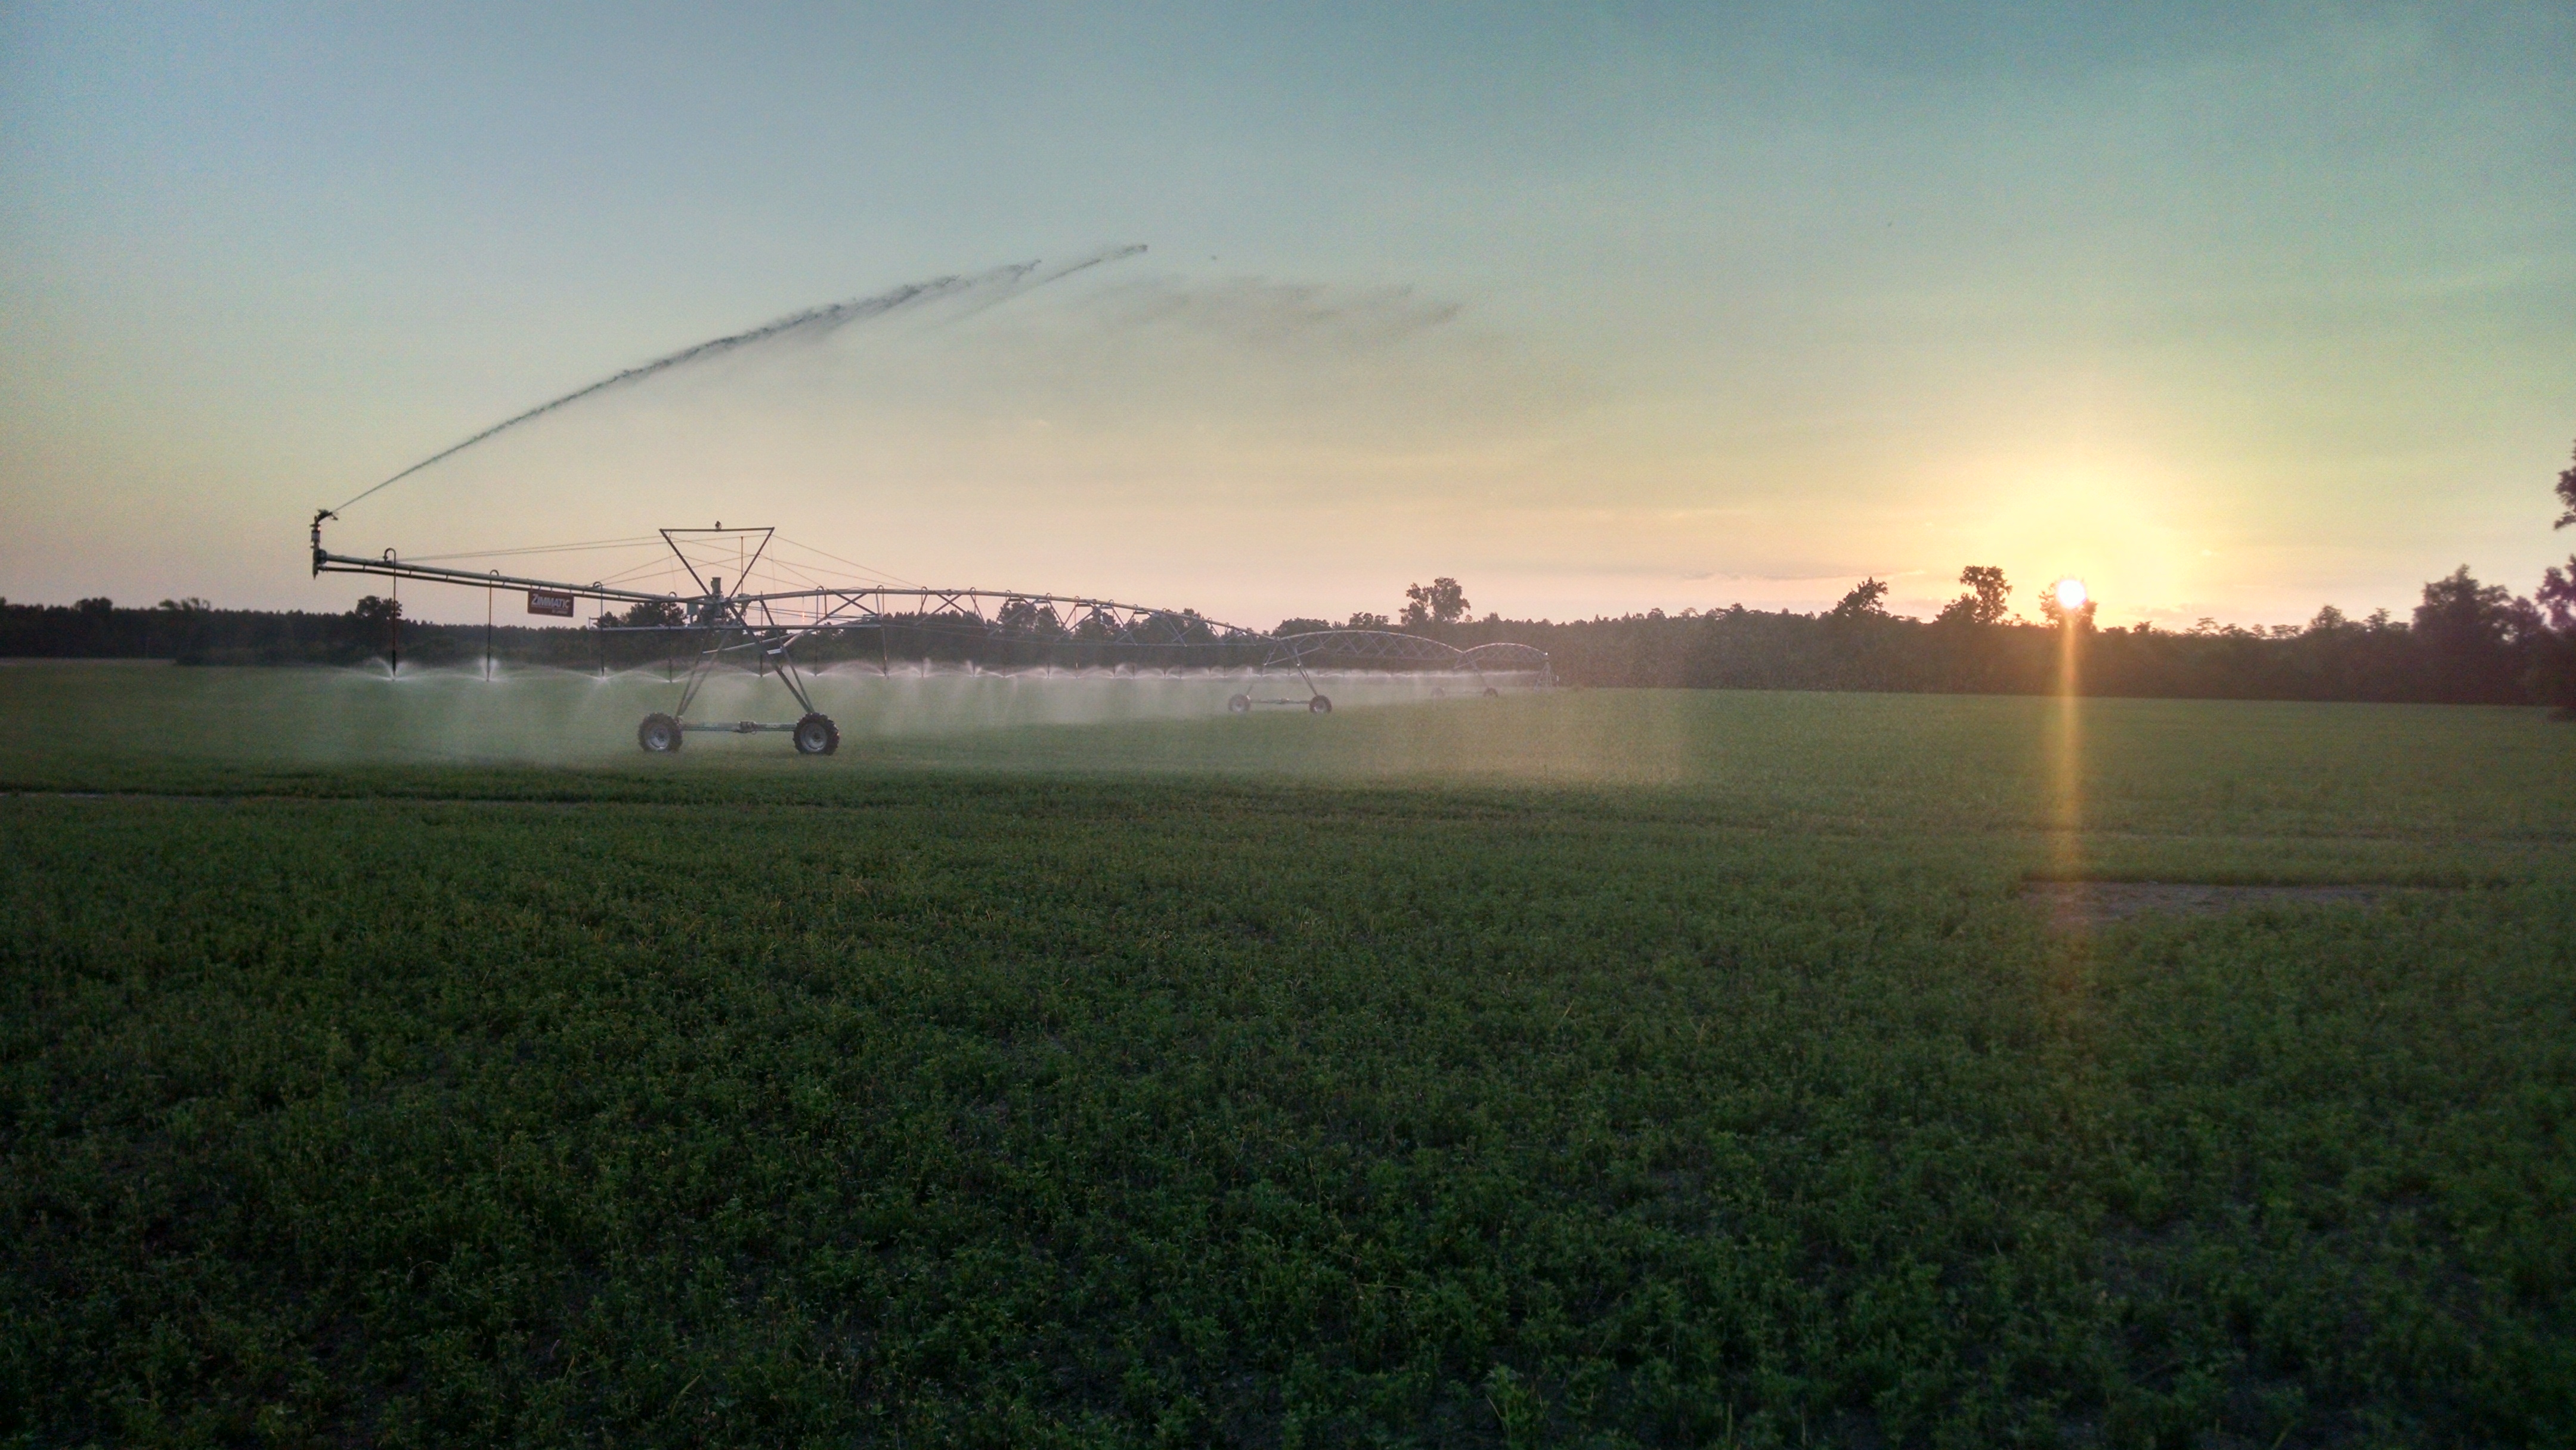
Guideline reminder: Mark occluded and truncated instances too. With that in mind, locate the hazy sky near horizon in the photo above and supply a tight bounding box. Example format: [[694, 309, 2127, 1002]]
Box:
[[4, 3, 2571, 627]]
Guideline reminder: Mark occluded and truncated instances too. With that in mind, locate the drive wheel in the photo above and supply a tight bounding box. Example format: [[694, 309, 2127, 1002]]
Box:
[[793, 712, 840, 755], [1308, 695, 1333, 714], [1484, 686, 1500, 698], [637, 712, 683, 754], [1227, 693, 1252, 714]]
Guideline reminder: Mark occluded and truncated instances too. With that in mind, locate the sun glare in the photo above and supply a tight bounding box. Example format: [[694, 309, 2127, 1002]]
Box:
[[2054, 577, 2088, 611]]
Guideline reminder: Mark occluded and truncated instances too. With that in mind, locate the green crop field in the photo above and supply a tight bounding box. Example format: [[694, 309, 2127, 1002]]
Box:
[[4, 662, 2572, 1448]]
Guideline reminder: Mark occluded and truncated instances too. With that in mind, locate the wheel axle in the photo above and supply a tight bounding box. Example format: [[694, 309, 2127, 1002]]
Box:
[[637, 712, 838, 754]]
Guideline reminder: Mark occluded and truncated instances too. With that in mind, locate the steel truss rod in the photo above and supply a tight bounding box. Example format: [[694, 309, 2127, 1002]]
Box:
[[305, 510, 1549, 754], [312, 550, 675, 607]]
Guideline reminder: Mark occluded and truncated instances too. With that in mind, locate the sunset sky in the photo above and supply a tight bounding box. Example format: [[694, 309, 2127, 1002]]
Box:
[[5, 4, 2571, 628]]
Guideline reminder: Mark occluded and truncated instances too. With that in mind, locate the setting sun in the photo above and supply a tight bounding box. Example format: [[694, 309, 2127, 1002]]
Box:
[[2055, 577, 2089, 612]]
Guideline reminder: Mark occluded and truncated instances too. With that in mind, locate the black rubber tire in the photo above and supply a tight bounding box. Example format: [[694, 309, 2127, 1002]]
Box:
[[1227, 693, 1252, 715], [793, 712, 840, 756], [1484, 686, 1500, 698], [1309, 695, 1333, 715], [637, 712, 683, 754]]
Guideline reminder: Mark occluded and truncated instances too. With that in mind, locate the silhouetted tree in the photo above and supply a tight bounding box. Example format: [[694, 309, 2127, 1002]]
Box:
[[1937, 566, 2011, 626], [1401, 578, 1470, 628], [612, 598, 685, 628], [1345, 611, 1391, 630], [1829, 578, 1890, 621], [2413, 566, 2536, 703], [1274, 618, 1332, 636], [2540, 560, 2576, 631], [347, 594, 403, 664], [2038, 582, 2097, 631], [2535, 560, 2576, 714], [2555, 438, 2576, 530], [2532, 439, 2576, 712]]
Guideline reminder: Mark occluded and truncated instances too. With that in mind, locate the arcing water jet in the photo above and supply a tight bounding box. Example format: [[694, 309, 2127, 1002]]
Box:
[[333, 246, 1147, 514]]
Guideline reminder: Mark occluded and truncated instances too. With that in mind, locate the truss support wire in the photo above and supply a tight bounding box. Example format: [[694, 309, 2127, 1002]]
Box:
[[309, 513, 1548, 745]]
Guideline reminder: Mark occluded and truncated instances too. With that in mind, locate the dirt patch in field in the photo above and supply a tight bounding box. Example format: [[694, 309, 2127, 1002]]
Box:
[[2024, 880, 2431, 930]]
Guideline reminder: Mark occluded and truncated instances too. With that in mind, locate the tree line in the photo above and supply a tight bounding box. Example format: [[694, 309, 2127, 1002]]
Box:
[[1412, 562, 2570, 709], [0, 596, 662, 671], [1402, 448, 2576, 711], [7, 565, 2566, 709], [10, 445, 2573, 709], [0, 595, 1269, 675]]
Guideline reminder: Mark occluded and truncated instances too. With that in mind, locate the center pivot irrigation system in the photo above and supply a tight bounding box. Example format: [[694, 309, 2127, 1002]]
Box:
[[310, 512, 1550, 754]]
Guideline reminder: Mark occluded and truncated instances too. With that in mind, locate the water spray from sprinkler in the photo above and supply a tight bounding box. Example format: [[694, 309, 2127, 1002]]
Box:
[[332, 246, 1147, 514], [303, 245, 1561, 753]]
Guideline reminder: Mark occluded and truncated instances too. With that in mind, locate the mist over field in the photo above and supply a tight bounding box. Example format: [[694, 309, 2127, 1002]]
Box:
[[16, 663, 1490, 767], [10, 661, 2569, 850]]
